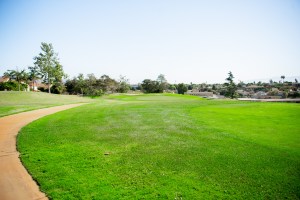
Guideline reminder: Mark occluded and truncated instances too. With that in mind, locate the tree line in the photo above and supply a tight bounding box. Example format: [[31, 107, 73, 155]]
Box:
[[2, 42, 298, 99], [65, 74, 130, 96]]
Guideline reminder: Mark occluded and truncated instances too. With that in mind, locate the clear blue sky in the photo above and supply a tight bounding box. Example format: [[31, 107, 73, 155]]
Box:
[[0, 0, 299, 84]]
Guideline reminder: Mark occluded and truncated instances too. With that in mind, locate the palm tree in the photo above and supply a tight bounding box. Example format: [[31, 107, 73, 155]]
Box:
[[28, 66, 41, 91], [280, 75, 285, 84]]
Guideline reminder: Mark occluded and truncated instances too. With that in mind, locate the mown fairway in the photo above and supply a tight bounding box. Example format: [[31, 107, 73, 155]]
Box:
[[18, 94, 300, 199], [0, 91, 93, 117]]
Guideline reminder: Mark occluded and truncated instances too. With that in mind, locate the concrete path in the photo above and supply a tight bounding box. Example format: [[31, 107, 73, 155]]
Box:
[[0, 104, 86, 200]]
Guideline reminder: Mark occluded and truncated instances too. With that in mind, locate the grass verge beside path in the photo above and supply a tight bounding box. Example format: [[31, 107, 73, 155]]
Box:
[[18, 94, 300, 199], [0, 91, 94, 117]]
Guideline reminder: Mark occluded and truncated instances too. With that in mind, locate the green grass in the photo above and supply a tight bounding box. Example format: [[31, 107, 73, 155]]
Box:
[[18, 94, 300, 199], [0, 91, 94, 117]]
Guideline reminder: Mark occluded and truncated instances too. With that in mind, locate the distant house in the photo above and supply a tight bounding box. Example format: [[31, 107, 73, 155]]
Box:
[[0, 76, 10, 83], [28, 82, 38, 91], [36, 82, 48, 91], [252, 91, 267, 99], [186, 90, 214, 98], [237, 89, 250, 97]]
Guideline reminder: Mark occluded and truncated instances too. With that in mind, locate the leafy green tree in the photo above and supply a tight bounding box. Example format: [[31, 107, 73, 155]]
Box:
[[65, 78, 77, 94], [76, 73, 86, 95], [53, 61, 66, 81], [65, 74, 87, 95], [212, 84, 216, 91], [156, 74, 166, 82], [117, 75, 130, 93], [141, 79, 160, 93], [157, 74, 168, 92], [224, 71, 237, 99], [141, 79, 152, 93], [0, 82, 21, 91], [51, 61, 67, 94], [98, 75, 118, 93], [177, 83, 187, 94], [34, 42, 65, 93], [188, 82, 194, 90], [105, 75, 118, 93], [168, 84, 177, 91], [81, 73, 102, 96]]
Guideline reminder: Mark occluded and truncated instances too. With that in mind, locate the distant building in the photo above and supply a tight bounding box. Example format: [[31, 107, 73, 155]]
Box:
[[252, 91, 267, 99], [237, 89, 250, 97], [28, 82, 38, 91], [186, 90, 214, 98], [0, 76, 10, 83]]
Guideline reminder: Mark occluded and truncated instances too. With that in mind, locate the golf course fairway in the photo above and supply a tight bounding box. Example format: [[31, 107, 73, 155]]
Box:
[[17, 94, 300, 199]]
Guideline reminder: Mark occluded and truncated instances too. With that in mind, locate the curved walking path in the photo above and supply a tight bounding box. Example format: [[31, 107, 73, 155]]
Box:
[[0, 104, 86, 200]]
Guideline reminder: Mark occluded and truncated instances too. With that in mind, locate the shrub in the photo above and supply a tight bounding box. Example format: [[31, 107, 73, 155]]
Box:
[[0, 82, 27, 91]]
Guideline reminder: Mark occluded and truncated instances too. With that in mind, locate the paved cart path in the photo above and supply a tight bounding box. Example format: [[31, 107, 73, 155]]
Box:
[[0, 104, 86, 200]]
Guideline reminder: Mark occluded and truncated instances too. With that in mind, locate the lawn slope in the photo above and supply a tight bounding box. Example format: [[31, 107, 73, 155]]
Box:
[[18, 94, 300, 199], [0, 91, 93, 117]]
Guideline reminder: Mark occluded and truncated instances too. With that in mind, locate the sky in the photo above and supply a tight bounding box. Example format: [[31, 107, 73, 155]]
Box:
[[0, 0, 299, 84]]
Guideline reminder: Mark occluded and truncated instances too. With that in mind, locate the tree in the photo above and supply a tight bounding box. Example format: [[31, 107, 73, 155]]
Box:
[[168, 84, 177, 91], [66, 73, 86, 95], [224, 71, 237, 99], [51, 61, 67, 94], [141, 79, 160, 93], [34, 42, 65, 93], [117, 75, 130, 93], [28, 66, 41, 91], [237, 81, 245, 88], [98, 75, 118, 93], [76, 73, 86, 95], [85, 73, 101, 96], [0, 81, 19, 91], [141, 79, 153, 93], [281, 75, 285, 83], [212, 84, 216, 91], [4, 68, 28, 91], [157, 74, 168, 92], [177, 83, 187, 94], [188, 82, 193, 90], [65, 77, 77, 94], [3, 70, 14, 81]]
